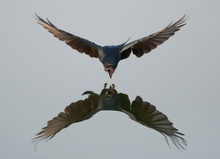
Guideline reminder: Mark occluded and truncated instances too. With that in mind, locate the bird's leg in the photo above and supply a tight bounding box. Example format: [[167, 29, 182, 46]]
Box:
[[106, 84, 115, 95], [111, 84, 115, 90], [103, 83, 107, 89]]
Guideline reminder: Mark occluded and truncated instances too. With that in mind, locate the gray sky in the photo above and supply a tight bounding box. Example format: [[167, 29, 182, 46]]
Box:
[[1, 0, 220, 158]]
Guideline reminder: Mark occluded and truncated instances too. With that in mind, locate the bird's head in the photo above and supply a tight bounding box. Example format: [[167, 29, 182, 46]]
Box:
[[104, 65, 116, 78]]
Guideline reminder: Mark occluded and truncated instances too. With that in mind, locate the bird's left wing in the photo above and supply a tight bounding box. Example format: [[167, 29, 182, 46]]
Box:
[[119, 94, 187, 150], [121, 15, 187, 59], [35, 14, 101, 58], [33, 93, 99, 143]]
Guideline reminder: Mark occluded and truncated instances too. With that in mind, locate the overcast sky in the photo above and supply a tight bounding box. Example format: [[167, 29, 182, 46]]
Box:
[[1, 0, 220, 158]]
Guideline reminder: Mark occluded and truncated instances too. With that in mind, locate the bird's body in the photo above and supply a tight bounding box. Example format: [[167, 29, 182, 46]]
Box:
[[35, 14, 187, 78], [100, 45, 124, 75], [33, 84, 187, 150]]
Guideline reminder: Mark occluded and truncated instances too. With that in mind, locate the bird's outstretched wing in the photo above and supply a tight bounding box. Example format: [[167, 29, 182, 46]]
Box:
[[119, 94, 187, 150], [121, 15, 187, 59], [35, 14, 101, 58], [33, 93, 99, 143]]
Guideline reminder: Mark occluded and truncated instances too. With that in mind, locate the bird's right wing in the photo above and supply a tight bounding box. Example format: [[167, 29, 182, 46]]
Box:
[[119, 94, 187, 150], [33, 93, 99, 143], [35, 14, 102, 58]]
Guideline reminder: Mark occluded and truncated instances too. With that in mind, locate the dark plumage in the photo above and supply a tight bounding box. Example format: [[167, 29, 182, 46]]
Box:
[[33, 84, 187, 150], [35, 14, 187, 78]]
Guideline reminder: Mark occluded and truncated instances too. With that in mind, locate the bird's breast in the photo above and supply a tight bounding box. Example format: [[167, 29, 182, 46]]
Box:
[[100, 46, 122, 66]]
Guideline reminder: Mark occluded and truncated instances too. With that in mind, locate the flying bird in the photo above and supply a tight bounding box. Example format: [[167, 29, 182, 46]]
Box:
[[33, 83, 187, 150], [35, 14, 187, 78]]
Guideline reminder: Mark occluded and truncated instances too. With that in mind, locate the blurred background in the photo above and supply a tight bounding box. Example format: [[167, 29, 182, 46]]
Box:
[[0, 0, 219, 158]]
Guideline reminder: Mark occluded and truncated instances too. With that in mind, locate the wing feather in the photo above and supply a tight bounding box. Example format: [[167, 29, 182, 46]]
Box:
[[35, 14, 101, 58], [32, 94, 99, 143], [120, 95, 187, 150], [121, 15, 187, 59]]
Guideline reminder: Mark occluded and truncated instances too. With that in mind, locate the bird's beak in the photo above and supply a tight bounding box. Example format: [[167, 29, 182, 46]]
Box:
[[108, 68, 115, 78]]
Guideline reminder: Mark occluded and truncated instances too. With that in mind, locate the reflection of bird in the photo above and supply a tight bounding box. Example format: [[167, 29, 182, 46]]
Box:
[[33, 84, 187, 150], [35, 14, 187, 78]]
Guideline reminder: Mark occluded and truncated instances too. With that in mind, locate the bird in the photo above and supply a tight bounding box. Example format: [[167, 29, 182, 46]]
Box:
[[33, 83, 187, 150], [35, 14, 187, 78]]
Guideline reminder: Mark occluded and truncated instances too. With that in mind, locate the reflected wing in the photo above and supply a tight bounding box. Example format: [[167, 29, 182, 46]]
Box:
[[120, 95, 187, 150], [121, 15, 187, 59], [33, 93, 99, 143], [35, 14, 101, 58]]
